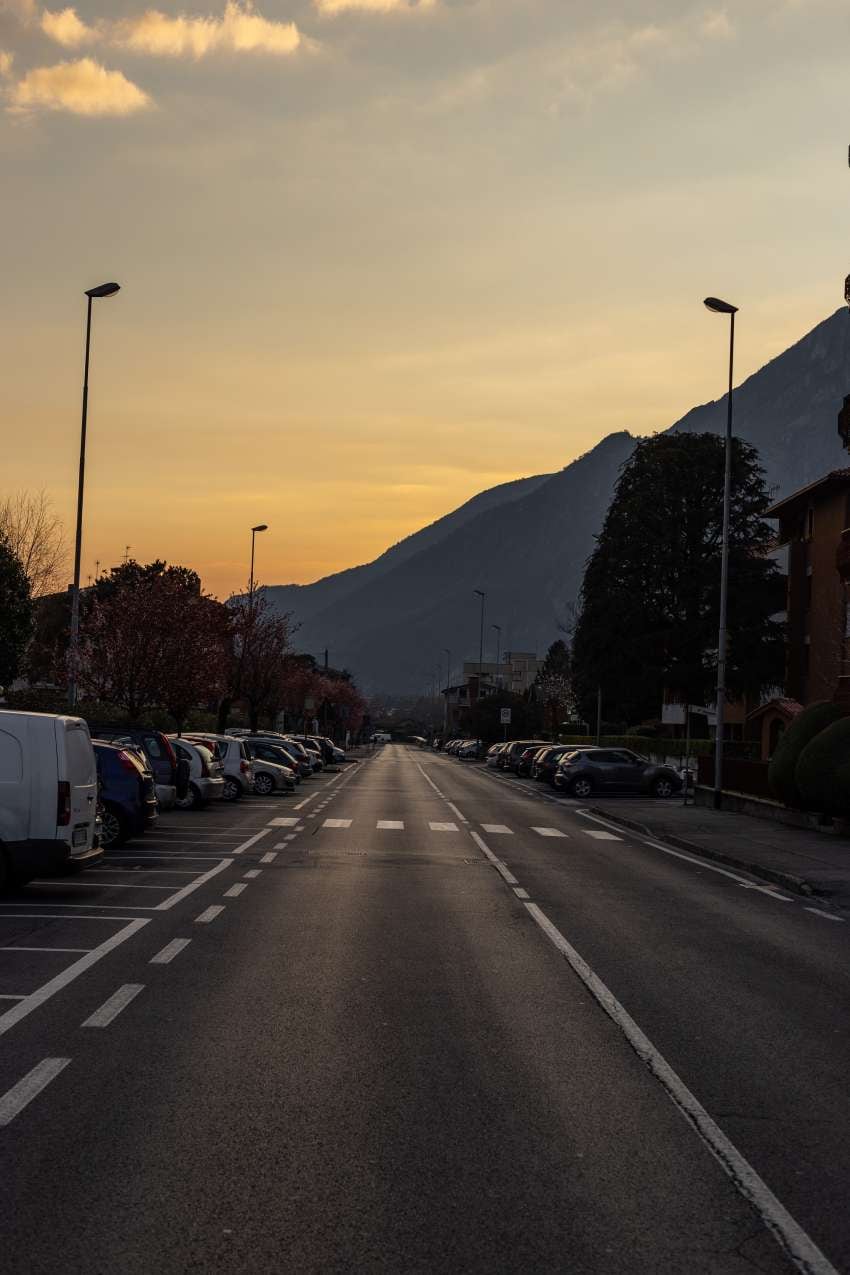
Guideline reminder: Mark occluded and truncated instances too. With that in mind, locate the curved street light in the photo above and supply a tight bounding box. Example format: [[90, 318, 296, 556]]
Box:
[[249, 524, 269, 602]]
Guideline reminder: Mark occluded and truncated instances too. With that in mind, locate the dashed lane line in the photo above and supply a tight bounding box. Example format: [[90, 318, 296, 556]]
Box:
[[231, 829, 274, 856], [150, 938, 191, 965], [243, 870, 262, 879], [195, 905, 225, 924], [82, 983, 144, 1028], [377, 821, 404, 830], [429, 821, 459, 832], [260, 852, 278, 863], [532, 827, 568, 838], [224, 884, 247, 899], [0, 1059, 71, 1127], [323, 819, 353, 829], [481, 824, 512, 835]]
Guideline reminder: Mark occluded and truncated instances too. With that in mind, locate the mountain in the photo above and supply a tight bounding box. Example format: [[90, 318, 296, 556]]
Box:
[[265, 308, 850, 694]]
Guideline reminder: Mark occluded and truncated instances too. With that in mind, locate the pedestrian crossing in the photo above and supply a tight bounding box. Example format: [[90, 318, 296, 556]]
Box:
[[301, 817, 621, 841]]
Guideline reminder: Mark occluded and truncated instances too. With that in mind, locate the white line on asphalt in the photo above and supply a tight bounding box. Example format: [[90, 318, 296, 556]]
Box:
[[481, 824, 512, 835], [736, 884, 793, 901], [0, 1058, 71, 1127], [82, 983, 144, 1028], [377, 821, 404, 830], [468, 831, 519, 886], [150, 938, 191, 964], [30, 881, 171, 891], [0, 918, 149, 1040], [583, 830, 622, 841], [268, 818, 299, 827], [416, 763, 445, 797], [532, 827, 568, 838], [323, 819, 352, 829], [195, 905, 225, 924], [243, 869, 262, 879], [0, 913, 141, 922], [224, 884, 247, 898], [521, 899, 840, 1275], [446, 802, 468, 824], [154, 858, 233, 911], [5, 946, 90, 954], [293, 794, 317, 810], [429, 821, 458, 832], [231, 829, 274, 856], [513, 887, 530, 900], [0, 995, 24, 1000], [804, 907, 845, 922], [260, 852, 278, 864]]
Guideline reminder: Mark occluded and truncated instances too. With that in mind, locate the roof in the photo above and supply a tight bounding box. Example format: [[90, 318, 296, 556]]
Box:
[[745, 698, 804, 723], [764, 469, 850, 521]]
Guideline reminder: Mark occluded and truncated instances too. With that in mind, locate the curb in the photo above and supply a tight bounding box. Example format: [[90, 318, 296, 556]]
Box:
[[587, 806, 816, 898]]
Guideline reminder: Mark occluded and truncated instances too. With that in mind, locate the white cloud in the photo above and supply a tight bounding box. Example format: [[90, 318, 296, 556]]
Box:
[[314, 0, 436, 14], [112, 2, 300, 58], [40, 6, 95, 47], [0, 49, 13, 75], [7, 56, 151, 114]]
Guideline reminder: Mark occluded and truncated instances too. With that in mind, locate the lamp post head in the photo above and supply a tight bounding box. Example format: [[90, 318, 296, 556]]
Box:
[[474, 589, 485, 599], [704, 296, 738, 315], [252, 523, 268, 533], [85, 282, 121, 299]]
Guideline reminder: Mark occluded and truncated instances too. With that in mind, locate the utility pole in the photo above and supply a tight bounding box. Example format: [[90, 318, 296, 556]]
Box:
[[595, 686, 602, 746]]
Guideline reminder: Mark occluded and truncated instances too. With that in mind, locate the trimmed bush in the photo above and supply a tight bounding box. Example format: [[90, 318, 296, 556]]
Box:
[[795, 717, 850, 815], [767, 701, 845, 807]]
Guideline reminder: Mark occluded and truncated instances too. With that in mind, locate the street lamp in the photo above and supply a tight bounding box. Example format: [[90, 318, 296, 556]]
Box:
[[492, 624, 502, 687], [249, 524, 268, 603], [704, 295, 738, 809], [474, 589, 485, 696], [67, 281, 121, 709]]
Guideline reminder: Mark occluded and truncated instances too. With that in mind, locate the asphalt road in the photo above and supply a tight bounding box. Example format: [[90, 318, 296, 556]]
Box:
[[1, 745, 847, 1273]]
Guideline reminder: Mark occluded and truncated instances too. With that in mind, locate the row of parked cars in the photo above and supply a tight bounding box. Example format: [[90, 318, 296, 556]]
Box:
[[440, 737, 683, 798], [0, 709, 347, 886]]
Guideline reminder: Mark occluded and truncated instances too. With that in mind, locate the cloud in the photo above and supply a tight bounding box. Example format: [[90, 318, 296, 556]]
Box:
[[0, 0, 35, 19], [7, 56, 151, 114], [0, 49, 13, 75], [40, 6, 95, 47], [314, 0, 435, 14]]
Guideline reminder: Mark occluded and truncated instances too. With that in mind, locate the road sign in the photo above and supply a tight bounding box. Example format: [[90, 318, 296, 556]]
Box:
[[500, 708, 512, 725]]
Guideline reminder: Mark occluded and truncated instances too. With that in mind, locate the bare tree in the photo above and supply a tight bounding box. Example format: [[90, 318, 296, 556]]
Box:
[[0, 491, 67, 598]]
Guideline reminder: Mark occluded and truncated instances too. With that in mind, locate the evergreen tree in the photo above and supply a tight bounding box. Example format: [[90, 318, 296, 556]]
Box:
[[0, 535, 34, 688], [534, 639, 575, 732], [571, 433, 784, 726]]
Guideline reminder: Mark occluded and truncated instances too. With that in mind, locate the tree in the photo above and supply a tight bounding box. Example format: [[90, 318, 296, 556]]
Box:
[[222, 595, 293, 732], [572, 433, 785, 727], [0, 491, 67, 598], [0, 535, 34, 688], [534, 639, 575, 733]]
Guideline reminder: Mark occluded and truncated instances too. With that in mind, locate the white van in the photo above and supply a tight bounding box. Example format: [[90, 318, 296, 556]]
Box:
[[0, 711, 102, 886]]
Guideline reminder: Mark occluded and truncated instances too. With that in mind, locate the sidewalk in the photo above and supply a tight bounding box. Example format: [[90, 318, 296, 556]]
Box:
[[587, 797, 850, 907]]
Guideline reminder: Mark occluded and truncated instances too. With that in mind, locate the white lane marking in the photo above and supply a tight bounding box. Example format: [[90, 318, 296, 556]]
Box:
[[514, 887, 530, 900], [415, 763, 445, 797], [0, 995, 25, 1000], [293, 794, 317, 810], [224, 884, 247, 898], [377, 821, 404, 830], [31, 881, 169, 891], [0, 1058, 71, 1127], [4, 946, 90, 954], [243, 869, 262, 879], [260, 852, 278, 864], [154, 858, 232, 911], [468, 831, 519, 887], [521, 899, 840, 1275], [532, 827, 568, 838], [323, 819, 353, 829], [736, 884, 793, 902], [446, 802, 468, 825], [0, 913, 141, 922], [195, 905, 225, 924], [429, 821, 458, 832], [0, 918, 149, 1040], [584, 830, 622, 841], [82, 983, 144, 1028], [150, 938, 191, 965], [232, 829, 274, 856], [268, 818, 299, 827], [804, 907, 845, 923], [481, 824, 512, 835]]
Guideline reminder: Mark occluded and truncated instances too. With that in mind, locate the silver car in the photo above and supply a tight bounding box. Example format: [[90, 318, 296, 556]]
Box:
[[169, 738, 226, 809]]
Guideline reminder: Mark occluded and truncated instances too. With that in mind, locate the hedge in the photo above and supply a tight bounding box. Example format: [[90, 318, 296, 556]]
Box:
[[767, 701, 845, 807], [795, 717, 850, 815]]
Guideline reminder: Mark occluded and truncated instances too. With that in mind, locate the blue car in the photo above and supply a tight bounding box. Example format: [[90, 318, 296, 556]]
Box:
[[93, 742, 158, 849]]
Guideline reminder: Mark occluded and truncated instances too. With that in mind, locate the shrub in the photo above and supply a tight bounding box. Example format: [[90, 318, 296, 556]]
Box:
[[795, 717, 850, 815], [767, 701, 845, 807]]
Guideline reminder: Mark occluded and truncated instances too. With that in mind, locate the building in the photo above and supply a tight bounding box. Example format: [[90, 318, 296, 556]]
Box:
[[461, 651, 543, 696], [442, 675, 498, 734]]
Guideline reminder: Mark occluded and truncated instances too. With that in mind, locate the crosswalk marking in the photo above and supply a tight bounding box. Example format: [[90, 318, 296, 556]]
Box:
[[268, 817, 299, 827], [481, 824, 512, 834], [532, 827, 568, 838], [377, 821, 404, 830], [323, 819, 353, 829], [584, 830, 622, 841], [428, 821, 458, 832]]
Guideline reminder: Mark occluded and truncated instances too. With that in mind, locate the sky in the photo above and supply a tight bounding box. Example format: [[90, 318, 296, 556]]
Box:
[[1, 0, 849, 599]]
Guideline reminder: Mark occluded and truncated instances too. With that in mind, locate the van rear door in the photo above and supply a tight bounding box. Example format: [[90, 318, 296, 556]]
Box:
[[59, 720, 98, 855]]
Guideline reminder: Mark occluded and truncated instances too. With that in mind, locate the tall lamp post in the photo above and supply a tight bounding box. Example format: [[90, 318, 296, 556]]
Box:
[[704, 295, 738, 809], [68, 281, 121, 709], [474, 589, 486, 698], [249, 523, 268, 605], [492, 624, 502, 688]]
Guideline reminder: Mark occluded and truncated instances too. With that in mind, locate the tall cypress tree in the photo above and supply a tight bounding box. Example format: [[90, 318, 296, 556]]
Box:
[[571, 433, 784, 726]]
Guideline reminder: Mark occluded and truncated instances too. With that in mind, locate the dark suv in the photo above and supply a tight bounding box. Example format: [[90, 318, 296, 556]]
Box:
[[554, 748, 681, 799], [93, 741, 158, 848], [89, 725, 178, 808]]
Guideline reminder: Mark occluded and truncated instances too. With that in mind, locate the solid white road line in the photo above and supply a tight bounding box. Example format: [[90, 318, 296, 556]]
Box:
[[323, 819, 352, 828], [521, 900, 840, 1275], [416, 763, 445, 797], [154, 858, 233, 911], [0, 918, 149, 1040], [82, 983, 144, 1028], [583, 829, 622, 840], [804, 907, 845, 922], [293, 794, 317, 810], [6, 946, 90, 954], [429, 821, 458, 832], [532, 827, 568, 838], [243, 869, 262, 879], [446, 802, 468, 824], [377, 821, 404, 830], [0, 1058, 71, 1127], [232, 829, 274, 855], [195, 905, 225, 924], [513, 887, 530, 900], [0, 995, 25, 1000], [224, 884, 247, 898], [468, 831, 519, 887], [268, 817, 299, 827], [481, 824, 512, 835], [150, 938, 191, 965], [260, 852, 278, 864]]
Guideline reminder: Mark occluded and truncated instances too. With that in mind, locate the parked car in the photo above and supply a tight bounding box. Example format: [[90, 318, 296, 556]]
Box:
[[458, 739, 484, 760], [287, 736, 324, 771], [532, 745, 572, 784], [243, 740, 298, 793], [516, 745, 543, 777], [168, 738, 226, 809], [501, 740, 549, 772], [89, 725, 178, 809], [252, 735, 314, 779], [93, 741, 158, 849], [485, 743, 506, 768], [554, 748, 682, 799], [185, 734, 254, 802], [552, 747, 601, 791], [0, 710, 103, 885]]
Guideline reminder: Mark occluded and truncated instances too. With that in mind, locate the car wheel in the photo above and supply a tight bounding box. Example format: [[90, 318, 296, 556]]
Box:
[[570, 776, 594, 799], [175, 783, 203, 811], [100, 805, 127, 848], [222, 777, 242, 802], [254, 772, 274, 796], [652, 776, 675, 799]]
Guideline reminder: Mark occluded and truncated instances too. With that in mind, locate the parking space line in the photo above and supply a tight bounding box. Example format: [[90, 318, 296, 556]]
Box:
[[0, 1059, 71, 1127], [0, 918, 149, 1039], [5, 946, 91, 954], [0, 995, 25, 1001], [29, 882, 172, 891], [150, 938, 191, 964], [82, 983, 144, 1028], [154, 858, 233, 911], [195, 905, 225, 924], [231, 829, 274, 856]]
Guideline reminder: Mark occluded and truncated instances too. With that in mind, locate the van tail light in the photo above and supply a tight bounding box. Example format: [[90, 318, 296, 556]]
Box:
[[57, 781, 71, 827], [200, 753, 210, 778]]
